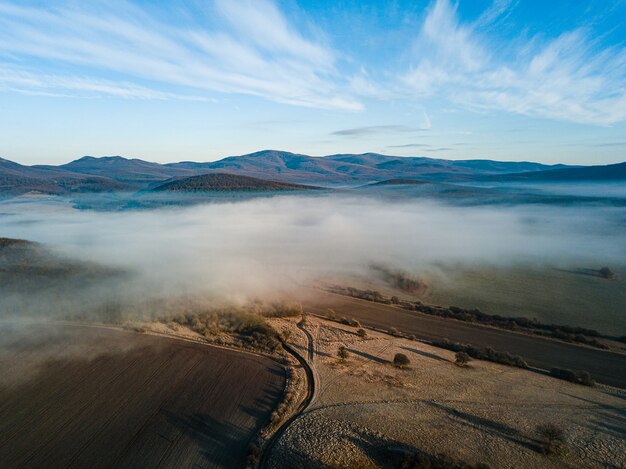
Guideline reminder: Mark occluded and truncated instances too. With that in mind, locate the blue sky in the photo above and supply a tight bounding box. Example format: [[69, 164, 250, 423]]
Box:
[[1, 0, 625, 165]]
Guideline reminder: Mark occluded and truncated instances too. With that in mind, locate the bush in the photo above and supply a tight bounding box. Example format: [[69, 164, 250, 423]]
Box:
[[536, 424, 567, 456], [598, 266, 615, 279], [337, 346, 349, 362], [326, 309, 336, 320], [550, 367, 595, 386], [356, 328, 367, 338], [393, 353, 410, 368], [455, 351, 471, 367]]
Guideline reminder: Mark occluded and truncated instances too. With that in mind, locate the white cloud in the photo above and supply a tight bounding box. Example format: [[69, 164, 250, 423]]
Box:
[[0, 1, 361, 110], [403, 0, 626, 125]]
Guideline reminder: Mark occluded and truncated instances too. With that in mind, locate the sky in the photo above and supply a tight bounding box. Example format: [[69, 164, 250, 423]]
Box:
[[0, 0, 625, 166]]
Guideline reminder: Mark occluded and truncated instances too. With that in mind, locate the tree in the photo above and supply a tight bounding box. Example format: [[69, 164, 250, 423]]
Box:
[[455, 351, 471, 367], [337, 346, 349, 362], [599, 267, 615, 279], [536, 424, 567, 456], [356, 328, 367, 338], [393, 353, 410, 368]]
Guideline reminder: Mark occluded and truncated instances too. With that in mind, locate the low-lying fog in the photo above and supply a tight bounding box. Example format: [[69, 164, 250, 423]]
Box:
[[1, 192, 625, 332]]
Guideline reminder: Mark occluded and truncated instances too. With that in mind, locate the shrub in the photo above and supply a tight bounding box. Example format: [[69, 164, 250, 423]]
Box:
[[598, 266, 615, 279], [455, 351, 471, 367], [388, 327, 400, 336], [393, 353, 410, 368], [326, 309, 336, 320], [337, 346, 349, 362], [356, 328, 367, 338], [550, 367, 595, 386], [536, 424, 567, 456]]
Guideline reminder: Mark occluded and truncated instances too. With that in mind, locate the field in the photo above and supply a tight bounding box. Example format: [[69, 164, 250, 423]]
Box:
[[422, 264, 626, 336], [0, 324, 285, 468], [301, 290, 626, 388], [325, 263, 626, 337], [267, 317, 626, 469]]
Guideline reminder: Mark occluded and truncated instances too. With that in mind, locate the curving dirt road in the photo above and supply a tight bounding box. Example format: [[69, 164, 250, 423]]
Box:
[[259, 320, 317, 468]]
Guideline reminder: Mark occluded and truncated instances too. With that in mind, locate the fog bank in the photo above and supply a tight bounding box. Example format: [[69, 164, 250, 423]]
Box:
[[1, 193, 624, 323]]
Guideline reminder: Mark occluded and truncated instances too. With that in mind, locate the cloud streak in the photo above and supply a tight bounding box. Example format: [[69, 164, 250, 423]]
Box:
[[403, 0, 626, 125], [0, 1, 361, 110]]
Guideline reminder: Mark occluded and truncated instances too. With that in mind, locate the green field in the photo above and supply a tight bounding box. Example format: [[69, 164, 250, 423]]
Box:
[[420, 264, 626, 336]]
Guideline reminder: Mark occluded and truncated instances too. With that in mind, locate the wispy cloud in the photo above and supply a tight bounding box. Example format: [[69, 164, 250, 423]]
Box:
[[331, 125, 425, 137], [0, 67, 212, 101], [385, 143, 452, 152], [0, 1, 361, 110], [332, 111, 431, 137], [403, 0, 626, 125], [386, 143, 430, 148]]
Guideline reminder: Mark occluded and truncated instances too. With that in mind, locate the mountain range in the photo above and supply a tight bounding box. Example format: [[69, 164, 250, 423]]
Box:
[[1, 150, 624, 195]]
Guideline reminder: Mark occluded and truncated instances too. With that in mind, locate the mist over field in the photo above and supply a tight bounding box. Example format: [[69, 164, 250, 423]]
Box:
[[1, 193, 624, 332]]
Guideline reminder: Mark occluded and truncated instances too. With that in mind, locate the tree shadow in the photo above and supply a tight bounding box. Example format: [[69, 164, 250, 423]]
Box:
[[424, 401, 540, 452], [553, 267, 613, 279], [400, 346, 449, 363], [561, 392, 626, 439], [347, 348, 389, 365], [161, 410, 250, 467]]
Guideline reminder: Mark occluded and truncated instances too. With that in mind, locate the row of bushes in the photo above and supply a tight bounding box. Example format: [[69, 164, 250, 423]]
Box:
[[328, 285, 607, 348], [550, 367, 595, 386], [431, 339, 529, 369]]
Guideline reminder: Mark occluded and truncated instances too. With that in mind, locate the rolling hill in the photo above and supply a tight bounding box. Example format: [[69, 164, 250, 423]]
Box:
[[43, 155, 195, 186], [167, 150, 568, 184], [486, 162, 626, 182], [1, 152, 623, 196], [1, 157, 130, 195], [151, 173, 320, 192]]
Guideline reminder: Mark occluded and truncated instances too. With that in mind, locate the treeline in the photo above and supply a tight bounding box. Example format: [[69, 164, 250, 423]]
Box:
[[328, 286, 608, 349], [431, 339, 528, 369]]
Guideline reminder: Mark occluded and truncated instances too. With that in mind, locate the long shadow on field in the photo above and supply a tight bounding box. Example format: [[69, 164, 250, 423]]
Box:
[[162, 410, 248, 467], [345, 430, 486, 469], [424, 401, 540, 452], [400, 346, 448, 363], [347, 348, 389, 365], [240, 382, 284, 423], [562, 393, 626, 439]]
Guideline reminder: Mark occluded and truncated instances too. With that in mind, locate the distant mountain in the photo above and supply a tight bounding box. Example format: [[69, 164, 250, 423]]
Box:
[[1, 152, 622, 196], [44, 156, 195, 186], [151, 173, 320, 192], [167, 150, 567, 184], [1, 157, 130, 195], [486, 162, 626, 182]]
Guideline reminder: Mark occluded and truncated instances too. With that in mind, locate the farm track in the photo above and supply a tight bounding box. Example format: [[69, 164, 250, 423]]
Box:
[[301, 291, 626, 388], [259, 321, 317, 469], [0, 325, 286, 469]]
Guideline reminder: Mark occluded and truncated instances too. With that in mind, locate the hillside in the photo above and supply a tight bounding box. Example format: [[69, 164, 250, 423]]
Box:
[[1, 153, 622, 194], [0, 157, 130, 195], [169, 150, 567, 184], [486, 162, 626, 181], [48, 156, 196, 186], [151, 173, 320, 192]]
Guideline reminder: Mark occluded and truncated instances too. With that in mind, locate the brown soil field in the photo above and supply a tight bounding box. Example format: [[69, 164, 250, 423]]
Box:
[[301, 290, 626, 388], [267, 317, 626, 469], [0, 324, 285, 469]]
